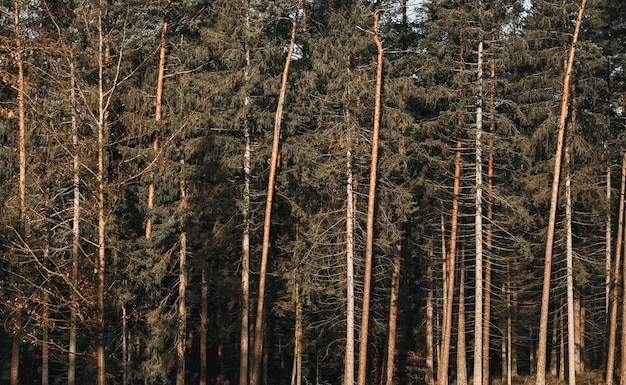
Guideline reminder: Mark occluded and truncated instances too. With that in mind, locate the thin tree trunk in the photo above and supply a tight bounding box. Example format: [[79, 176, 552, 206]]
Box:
[[607, 139, 626, 385], [358, 5, 384, 385], [550, 311, 558, 376], [146, 5, 169, 240], [43, 288, 49, 385], [438, 139, 462, 385], [501, 329, 506, 382], [559, 308, 565, 381], [535, 2, 586, 384], [122, 303, 128, 385], [426, 264, 435, 385], [440, 26, 465, 385], [483, 14, 497, 385], [97, 2, 109, 383], [458, 251, 468, 385], [345, 101, 356, 385], [441, 208, 447, 313], [512, 289, 518, 378], [201, 269, 208, 385], [177, 157, 188, 385], [11, 1, 25, 383], [69, 58, 79, 385], [384, 245, 401, 385], [250, 3, 302, 384], [291, 282, 303, 385], [565, 144, 576, 385], [619, 151, 626, 385], [607, 166, 612, 315], [574, 297, 582, 373], [507, 279, 513, 385], [240, 3, 253, 384], [474, 39, 484, 385]]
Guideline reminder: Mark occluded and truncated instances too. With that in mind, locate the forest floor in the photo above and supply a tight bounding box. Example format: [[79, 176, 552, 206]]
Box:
[[490, 372, 605, 385]]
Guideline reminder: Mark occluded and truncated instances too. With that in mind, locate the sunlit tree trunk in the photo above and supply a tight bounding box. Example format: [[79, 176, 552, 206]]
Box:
[[474, 39, 484, 385], [250, 3, 302, 384], [535, 3, 586, 384], [358, 5, 383, 385], [438, 139, 462, 385], [11, 1, 26, 383], [146, 4, 169, 240]]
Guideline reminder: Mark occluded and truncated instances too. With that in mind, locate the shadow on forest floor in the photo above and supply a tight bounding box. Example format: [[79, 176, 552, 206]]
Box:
[[490, 372, 605, 385]]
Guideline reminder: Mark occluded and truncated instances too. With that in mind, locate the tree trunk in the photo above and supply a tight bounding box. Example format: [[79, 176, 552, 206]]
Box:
[[535, 2, 586, 384], [250, 3, 302, 384], [474, 39, 484, 385], [11, 1, 25, 383], [426, 264, 435, 385], [607, 142, 626, 385], [97, 2, 109, 383], [43, 288, 49, 385], [565, 144, 575, 385], [607, 165, 612, 315], [620, 157, 626, 385], [145, 5, 169, 240], [507, 280, 513, 385], [559, 309, 565, 381], [574, 297, 583, 373], [501, 330, 506, 382], [441, 208, 448, 313], [550, 311, 558, 376], [483, 14, 497, 385], [201, 269, 209, 385], [384, 245, 401, 385], [345, 102, 356, 385], [291, 282, 303, 385], [240, 4, 253, 384], [458, 251, 468, 385], [357, 4, 384, 385], [69, 58, 79, 385], [122, 303, 128, 385], [439, 139, 462, 385], [177, 157, 188, 385]]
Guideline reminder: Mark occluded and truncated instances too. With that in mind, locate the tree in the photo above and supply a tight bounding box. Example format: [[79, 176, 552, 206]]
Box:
[[357, 3, 384, 385], [535, 3, 586, 385], [250, 2, 303, 384]]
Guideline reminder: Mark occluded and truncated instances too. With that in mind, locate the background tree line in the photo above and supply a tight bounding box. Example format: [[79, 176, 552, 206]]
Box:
[[1, 0, 626, 385]]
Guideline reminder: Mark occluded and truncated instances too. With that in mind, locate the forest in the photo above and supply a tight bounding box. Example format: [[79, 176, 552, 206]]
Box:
[[1, 0, 625, 385]]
